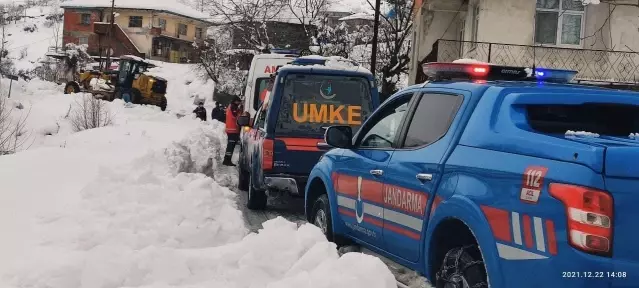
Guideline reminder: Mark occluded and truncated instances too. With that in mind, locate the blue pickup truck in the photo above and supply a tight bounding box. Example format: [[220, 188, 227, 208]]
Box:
[[305, 62, 639, 288], [236, 56, 380, 210]]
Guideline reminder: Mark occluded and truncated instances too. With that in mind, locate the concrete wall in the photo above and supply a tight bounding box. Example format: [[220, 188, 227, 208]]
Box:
[[105, 9, 208, 54], [408, 0, 639, 84]]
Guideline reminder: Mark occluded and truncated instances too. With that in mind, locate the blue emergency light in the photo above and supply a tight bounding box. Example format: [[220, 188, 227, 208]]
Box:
[[422, 62, 578, 84], [533, 68, 578, 83]]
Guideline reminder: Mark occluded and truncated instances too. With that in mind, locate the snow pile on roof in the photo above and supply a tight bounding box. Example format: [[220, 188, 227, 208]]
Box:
[[565, 130, 600, 137], [581, 0, 600, 5], [339, 12, 374, 21], [327, 0, 371, 13], [452, 58, 490, 64], [60, 0, 212, 21], [630, 133, 639, 140]]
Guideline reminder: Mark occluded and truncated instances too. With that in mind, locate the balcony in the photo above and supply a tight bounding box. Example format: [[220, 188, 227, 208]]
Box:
[[421, 39, 639, 85]]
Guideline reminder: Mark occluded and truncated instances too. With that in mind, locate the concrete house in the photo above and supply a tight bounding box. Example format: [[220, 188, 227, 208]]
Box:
[[60, 0, 213, 63], [408, 0, 639, 85]]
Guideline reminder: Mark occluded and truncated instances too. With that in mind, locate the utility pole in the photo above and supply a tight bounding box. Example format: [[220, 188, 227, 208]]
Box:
[[105, 0, 115, 70], [370, 0, 381, 77]]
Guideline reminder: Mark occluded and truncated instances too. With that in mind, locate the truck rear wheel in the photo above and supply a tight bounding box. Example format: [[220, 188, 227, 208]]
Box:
[[238, 166, 249, 191], [247, 173, 267, 210], [435, 245, 488, 288]]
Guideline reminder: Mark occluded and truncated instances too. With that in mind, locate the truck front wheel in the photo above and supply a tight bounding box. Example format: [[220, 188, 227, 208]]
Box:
[[246, 173, 267, 210], [435, 245, 488, 288]]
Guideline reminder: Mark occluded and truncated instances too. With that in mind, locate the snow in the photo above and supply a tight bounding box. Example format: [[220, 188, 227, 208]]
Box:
[[0, 60, 397, 288], [581, 0, 600, 5], [60, 0, 212, 22], [630, 133, 639, 140], [4, 5, 63, 72], [452, 58, 490, 64], [565, 130, 600, 137], [339, 12, 374, 21]]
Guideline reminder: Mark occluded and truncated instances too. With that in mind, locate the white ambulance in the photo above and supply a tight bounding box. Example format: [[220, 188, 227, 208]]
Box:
[[242, 53, 297, 117]]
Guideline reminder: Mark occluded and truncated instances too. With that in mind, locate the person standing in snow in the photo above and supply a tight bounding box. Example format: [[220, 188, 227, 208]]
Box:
[[193, 102, 207, 121], [223, 96, 243, 166], [211, 102, 226, 123]]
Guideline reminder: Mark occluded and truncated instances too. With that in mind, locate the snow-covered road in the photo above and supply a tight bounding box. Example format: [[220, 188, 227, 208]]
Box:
[[0, 67, 398, 288]]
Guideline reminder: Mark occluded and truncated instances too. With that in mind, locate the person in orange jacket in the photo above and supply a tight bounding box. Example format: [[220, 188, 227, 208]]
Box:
[[223, 96, 243, 166]]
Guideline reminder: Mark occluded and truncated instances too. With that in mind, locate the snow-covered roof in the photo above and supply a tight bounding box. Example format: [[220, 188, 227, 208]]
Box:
[[326, 0, 371, 13], [338, 12, 374, 21], [60, 0, 213, 23], [282, 55, 372, 74]]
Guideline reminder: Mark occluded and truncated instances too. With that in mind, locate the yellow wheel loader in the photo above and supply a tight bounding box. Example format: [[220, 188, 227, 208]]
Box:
[[64, 55, 168, 111]]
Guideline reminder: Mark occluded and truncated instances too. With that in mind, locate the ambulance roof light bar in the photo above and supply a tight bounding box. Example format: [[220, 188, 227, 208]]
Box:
[[422, 62, 578, 83]]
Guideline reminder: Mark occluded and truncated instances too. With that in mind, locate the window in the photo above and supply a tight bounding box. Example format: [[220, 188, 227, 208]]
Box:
[[80, 13, 91, 25], [526, 103, 639, 136], [178, 23, 187, 35], [195, 27, 203, 39], [128, 16, 143, 27], [254, 77, 270, 110], [402, 94, 463, 148], [276, 74, 373, 137], [356, 95, 412, 149], [158, 18, 167, 30], [78, 36, 89, 46], [535, 0, 584, 46]]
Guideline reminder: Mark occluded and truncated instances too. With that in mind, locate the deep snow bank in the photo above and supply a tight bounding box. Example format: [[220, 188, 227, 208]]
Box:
[[1, 80, 396, 287]]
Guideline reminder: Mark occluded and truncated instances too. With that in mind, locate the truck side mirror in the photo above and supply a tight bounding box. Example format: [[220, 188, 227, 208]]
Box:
[[324, 125, 352, 149], [237, 115, 251, 127]]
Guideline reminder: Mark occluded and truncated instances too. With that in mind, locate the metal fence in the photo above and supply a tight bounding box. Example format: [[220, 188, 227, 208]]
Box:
[[426, 39, 639, 84]]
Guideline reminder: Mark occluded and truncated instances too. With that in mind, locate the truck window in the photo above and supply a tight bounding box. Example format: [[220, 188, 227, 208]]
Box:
[[254, 78, 270, 110], [356, 95, 411, 149], [275, 74, 373, 137], [526, 103, 639, 136], [402, 93, 463, 148]]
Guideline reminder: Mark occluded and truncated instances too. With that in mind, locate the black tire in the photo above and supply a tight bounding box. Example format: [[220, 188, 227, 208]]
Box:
[[64, 82, 80, 94], [435, 245, 488, 288], [247, 173, 267, 210], [131, 89, 142, 104], [159, 96, 167, 111], [238, 165, 249, 191], [311, 194, 334, 241]]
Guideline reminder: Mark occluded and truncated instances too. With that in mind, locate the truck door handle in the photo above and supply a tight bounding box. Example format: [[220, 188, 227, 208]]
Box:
[[370, 169, 384, 176], [416, 173, 433, 182]]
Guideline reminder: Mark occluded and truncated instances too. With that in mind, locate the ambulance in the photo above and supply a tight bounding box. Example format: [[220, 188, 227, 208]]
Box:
[[242, 51, 298, 117]]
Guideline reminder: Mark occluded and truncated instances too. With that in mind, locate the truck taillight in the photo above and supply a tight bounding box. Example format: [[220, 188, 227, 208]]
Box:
[[263, 139, 274, 170], [549, 183, 613, 256]]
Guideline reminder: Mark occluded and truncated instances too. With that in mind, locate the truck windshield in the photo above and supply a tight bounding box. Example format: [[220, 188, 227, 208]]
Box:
[[275, 74, 372, 137]]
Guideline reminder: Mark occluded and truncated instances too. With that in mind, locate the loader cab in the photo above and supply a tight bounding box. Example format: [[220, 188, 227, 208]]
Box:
[[116, 55, 153, 89]]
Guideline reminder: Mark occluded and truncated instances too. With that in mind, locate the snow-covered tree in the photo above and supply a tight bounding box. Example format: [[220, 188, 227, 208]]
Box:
[[193, 27, 249, 103], [206, 0, 288, 50], [367, 0, 414, 99]]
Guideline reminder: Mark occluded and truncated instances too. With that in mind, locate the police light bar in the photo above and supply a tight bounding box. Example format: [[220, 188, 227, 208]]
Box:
[[422, 62, 528, 81], [422, 62, 579, 83]]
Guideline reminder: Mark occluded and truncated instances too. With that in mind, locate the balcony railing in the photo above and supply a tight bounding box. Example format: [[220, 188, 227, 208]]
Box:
[[421, 39, 639, 84]]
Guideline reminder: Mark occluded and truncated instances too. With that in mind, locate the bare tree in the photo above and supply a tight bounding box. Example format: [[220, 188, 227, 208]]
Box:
[[288, 0, 330, 37], [367, 0, 414, 99], [207, 0, 287, 50], [69, 95, 113, 132], [0, 95, 30, 155]]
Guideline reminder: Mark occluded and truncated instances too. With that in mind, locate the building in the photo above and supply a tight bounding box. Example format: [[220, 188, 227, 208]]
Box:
[[60, 0, 213, 63], [408, 0, 639, 85]]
